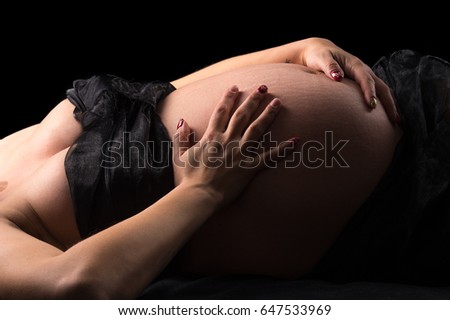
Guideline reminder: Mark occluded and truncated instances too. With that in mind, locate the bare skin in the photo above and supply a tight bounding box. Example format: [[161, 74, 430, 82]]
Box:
[[0, 86, 290, 299], [161, 63, 403, 276], [0, 64, 401, 297], [0, 38, 409, 298]]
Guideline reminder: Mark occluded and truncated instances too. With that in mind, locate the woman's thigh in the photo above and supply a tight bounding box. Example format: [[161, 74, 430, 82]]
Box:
[[159, 63, 403, 277]]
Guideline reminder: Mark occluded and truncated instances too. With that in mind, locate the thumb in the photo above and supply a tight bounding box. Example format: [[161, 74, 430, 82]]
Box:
[[318, 51, 345, 82], [172, 118, 193, 160], [328, 64, 345, 82]]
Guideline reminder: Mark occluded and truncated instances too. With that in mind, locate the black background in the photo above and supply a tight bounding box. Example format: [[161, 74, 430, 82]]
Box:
[[2, 7, 448, 138]]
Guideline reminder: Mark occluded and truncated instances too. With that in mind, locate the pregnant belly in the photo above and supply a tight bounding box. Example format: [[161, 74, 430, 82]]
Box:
[[158, 63, 402, 277]]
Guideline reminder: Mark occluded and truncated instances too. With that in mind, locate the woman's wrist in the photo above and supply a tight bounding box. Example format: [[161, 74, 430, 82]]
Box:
[[283, 38, 324, 65], [271, 40, 306, 65], [176, 181, 223, 209]]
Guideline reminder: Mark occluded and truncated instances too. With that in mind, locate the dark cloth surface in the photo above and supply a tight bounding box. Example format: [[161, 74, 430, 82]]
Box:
[[140, 275, 450, 299], [66, 75, 175, 238]]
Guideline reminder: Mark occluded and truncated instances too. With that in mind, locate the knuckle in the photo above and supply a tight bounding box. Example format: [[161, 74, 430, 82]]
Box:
[[215, 104, 228, 115], [248, 123, 265, 137], [327, 61, 340, 70], [365, 75, 376, 86], [250, 91, 262, 101], [204, 131, 217, 142], [222, 132, 234, 144], [225, 90, 235, 98], [268, 104, 279, 115], [178, 132, 190, 143], [375, 77, 390, 91], [348, 59, 366, 72], [234, 109, 248, 120], [351, 56, 365, 66]]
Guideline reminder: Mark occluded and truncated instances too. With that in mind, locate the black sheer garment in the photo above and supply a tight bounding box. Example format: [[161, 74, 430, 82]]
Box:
[[65, 75, 175, 238]]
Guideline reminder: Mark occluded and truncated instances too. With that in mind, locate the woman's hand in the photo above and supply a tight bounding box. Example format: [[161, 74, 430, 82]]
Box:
[[172, 37, 398, 124], [172, 85, 296, 206], [286, 38, 399, 123]]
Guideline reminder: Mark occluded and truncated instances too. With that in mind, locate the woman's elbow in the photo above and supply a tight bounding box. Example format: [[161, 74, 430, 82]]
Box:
[[54, 268, 131, 299], [55, 274, 110, 299]]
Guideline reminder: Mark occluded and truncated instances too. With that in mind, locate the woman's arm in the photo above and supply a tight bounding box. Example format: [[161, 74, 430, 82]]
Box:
[[0, 184, 220, 299], [0, 86, 294, 299], [171, 40, 310, 88], [171, 37, 398, 123]]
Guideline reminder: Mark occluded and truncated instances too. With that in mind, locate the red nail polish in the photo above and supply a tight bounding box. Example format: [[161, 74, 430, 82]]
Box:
[[258, 85, 268, 94], [177, 119, 184, 129], [370, 96, 378, 109], [331, 71, 343, 81]]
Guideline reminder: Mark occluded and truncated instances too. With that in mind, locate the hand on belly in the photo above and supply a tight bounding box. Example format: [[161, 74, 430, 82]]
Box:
[[159, 63, 402, 277]]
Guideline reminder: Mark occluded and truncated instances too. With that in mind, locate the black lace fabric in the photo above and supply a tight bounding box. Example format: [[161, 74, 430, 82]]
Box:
[[65, 75, 175, 238], [311, 50, 450, 286]]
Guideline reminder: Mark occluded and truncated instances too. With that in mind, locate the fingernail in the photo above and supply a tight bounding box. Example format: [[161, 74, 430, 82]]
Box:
[[370, 96, 378, 109], [331, 71, 343, 81], [258, 84, 268, 94], [230, 85, 239, 93], [270, 99, 281, 112], [176, 118, 184, 129]]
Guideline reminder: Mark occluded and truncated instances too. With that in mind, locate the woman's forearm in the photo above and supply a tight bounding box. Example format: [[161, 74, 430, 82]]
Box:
[[171, 39, 309, 89], [58, 184, 218, 298], [0, 85, 285, 299]]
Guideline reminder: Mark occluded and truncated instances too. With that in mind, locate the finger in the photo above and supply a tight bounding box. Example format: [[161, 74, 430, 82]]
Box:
[[374, 77, 400, 124], [241, 98, 281, 142], [172, 118, 193, 160], [226, 85, 268, 138], [332, 54, 377, 109], [348, 64, 378, 109], [307, 49, 345, 82], [345, 59, 399, 122], [353, 68, 400, 122], [207, 85, 240, 132], [322, 51, 345, 81], [347, 65, 400, 123], [362, 78, 378, 109], [254, 137, 299, 170]]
